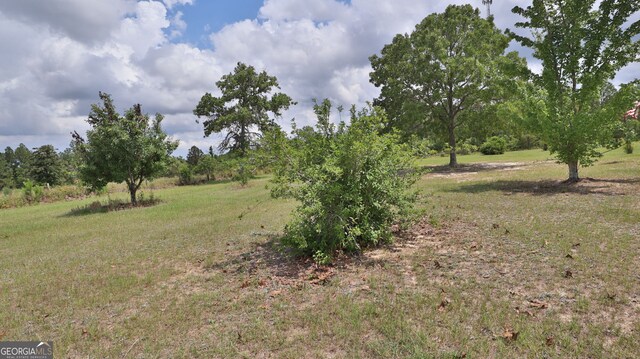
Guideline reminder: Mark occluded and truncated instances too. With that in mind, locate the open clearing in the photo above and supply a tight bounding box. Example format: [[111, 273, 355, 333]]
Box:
[[2, 148, 640, 358]]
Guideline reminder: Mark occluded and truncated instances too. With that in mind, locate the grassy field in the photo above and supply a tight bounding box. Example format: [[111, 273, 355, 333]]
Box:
[[2, 147, 639, 358]]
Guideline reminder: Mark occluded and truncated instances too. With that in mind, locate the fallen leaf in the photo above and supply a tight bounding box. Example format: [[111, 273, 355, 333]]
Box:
[[269, 290, 282, 297], [606, 292, 616, 300], [504, 228, 510, 234], [81, 328, 89, 337], [572, 242, 581, 248], [434, 260, 442, 269], [563, 269, 573, 278], [565, 254, 574, 259], [529, 300, 548, 309], [546, 336, 555, 346], [360, 285, 371, 292], [470, 243, 479, 250], [438, 298, 451, 312], [240, 280, 251, 289], [492, 223, 500, 229], [502, 329, 519, 342], [258, 278, 267, 287]]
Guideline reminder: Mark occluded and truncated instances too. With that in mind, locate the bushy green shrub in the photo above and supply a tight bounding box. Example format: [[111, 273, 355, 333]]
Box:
[[268, 101, 418, 263], [21, 180, 44, 203], [457, 141, 478, 155], [480, 136, 507, 155], [177, 164, 194, 185]]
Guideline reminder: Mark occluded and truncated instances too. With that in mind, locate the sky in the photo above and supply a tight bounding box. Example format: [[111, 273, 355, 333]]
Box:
[[0, 0, 638, 156]]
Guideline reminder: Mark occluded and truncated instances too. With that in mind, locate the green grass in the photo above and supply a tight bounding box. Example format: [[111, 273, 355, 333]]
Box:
[[2, 147, 640, 357]]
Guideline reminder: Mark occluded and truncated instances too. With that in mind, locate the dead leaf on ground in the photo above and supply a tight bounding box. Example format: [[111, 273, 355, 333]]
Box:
[[81, 328, 89, 337], [515, 306, 535, 317], [563, 269, 573, 278], [434, 260, 442, 269], [566, 254, 574, 259], [502, 329, 519, 342], [438, 298, 451, 312], [240, 280, 251, 289], [529, 300, 548, 309], [546, 336, 555, 346], [492, 223, 500, 229]]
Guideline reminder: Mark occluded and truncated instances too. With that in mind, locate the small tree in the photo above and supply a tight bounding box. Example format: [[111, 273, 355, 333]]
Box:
[[73, 92, 178, 204], [510, 0, 640, 181], [30, 145, 63, 186], [370, 5, 527, 167], [186, 145, 204, 166], [194, 62, 295, 156], [268, 100, 417, 263], [195, 155, 217, 181]]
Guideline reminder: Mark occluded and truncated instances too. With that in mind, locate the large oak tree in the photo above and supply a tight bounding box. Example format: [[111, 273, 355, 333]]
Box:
[[370, 5, 525, 166], [194, 62, 295, 156]]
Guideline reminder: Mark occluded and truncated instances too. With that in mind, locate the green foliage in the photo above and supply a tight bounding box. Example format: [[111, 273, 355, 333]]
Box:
[[480, 136, 507, 155], [267, 100, 418, 262], [0, 155, 11, 189], [186, 145, 204, 166], [370, 5, 527, 166], [194, 62, 295, 156], [21, 180, 44, 204], [177, 164, 195, 185], [509, 0, 640, 180], [73, 92, 178, 204], [195, 155, 218, 181], [30, 144, 63, 186]]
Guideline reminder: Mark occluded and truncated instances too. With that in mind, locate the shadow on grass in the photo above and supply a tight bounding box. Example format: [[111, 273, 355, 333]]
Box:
[[446, 177, 640, 196], [60, 198, 162, 217], [205, 234, 389, 283], [424, 162, 527, 174]]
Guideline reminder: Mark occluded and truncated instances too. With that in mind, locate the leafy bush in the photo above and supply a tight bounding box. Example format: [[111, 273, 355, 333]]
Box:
[[177, 164, 194, 185], [457, 141, 478, 155], [21, 180, 44, 203], [268, 101, 418, 263], [480, 136, 507, 155]]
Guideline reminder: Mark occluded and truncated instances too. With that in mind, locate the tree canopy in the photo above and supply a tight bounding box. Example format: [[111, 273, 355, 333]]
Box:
[[30, 145, 62, 186], [370, 4, 527, 166], [73, 92, 178, 204], [510, 0, 640, 181], [194, 62, 295, 156]]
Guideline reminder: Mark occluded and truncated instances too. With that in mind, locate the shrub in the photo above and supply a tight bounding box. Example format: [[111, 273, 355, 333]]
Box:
[[22, 180, 44, 203], [268, 101, 418, 263], [480, 136, 507, 155], [177, 164, 194, 185], [624, 140, 634, 154], [457, 141, 478, 155]]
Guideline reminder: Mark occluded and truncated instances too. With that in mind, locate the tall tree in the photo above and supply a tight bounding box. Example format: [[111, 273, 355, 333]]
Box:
[[0, 154, 10, 189], [30, 145, 62, 186], [510, 0, 640, 181], [370, 5, 526, 166], [194, 62, 295, 156], [73, 92, 178, 204], [186, 145, 204, 166]]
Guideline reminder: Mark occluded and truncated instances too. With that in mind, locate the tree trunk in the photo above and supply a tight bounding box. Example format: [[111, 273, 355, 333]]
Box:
[[129, 184, 137, 205], [448, 125, 457, 167], [567, 161, 579, 182]]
